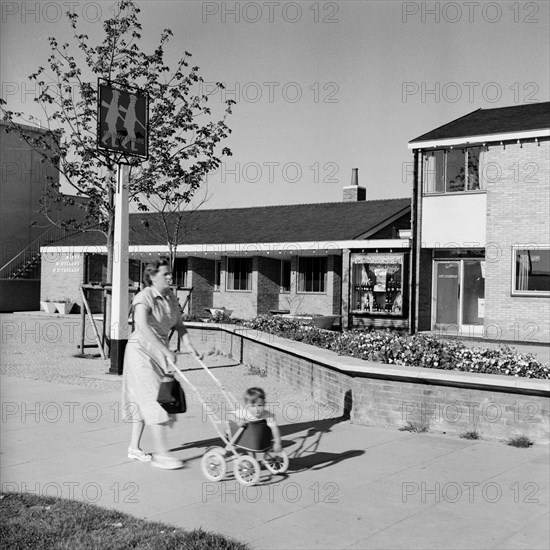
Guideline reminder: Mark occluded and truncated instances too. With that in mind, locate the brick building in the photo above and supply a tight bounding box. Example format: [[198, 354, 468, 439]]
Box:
[[409, 102, 550, 343], [0, 121, 87, 311], [40, 178, 411, 329]]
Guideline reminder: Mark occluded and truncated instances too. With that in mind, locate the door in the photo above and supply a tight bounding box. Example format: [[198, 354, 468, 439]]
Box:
[[435, 261, 460, 326], [461, 260, 485, 326], [434, 259, 485, 329]]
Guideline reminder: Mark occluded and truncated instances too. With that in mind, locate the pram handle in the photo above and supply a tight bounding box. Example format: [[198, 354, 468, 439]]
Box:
[[169, 353, 239, 409]]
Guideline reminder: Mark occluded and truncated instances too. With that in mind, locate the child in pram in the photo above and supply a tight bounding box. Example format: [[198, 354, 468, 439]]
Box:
[[227, 387, 283, 453], [171, 354, 289, 485]]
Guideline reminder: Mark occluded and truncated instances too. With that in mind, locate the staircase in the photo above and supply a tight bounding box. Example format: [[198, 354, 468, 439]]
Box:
[[0, 226, 73, 279]]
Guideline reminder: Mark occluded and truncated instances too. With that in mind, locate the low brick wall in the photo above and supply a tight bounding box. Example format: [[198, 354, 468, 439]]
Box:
[[185, 324, 550, 443]]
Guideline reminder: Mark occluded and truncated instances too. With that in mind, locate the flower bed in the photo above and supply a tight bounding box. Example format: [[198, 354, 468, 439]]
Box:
[[239, 314, 549, 379]]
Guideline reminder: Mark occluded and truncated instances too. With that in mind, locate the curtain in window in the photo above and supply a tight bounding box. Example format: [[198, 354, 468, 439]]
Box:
[[424, 151, 445, 193], [476, 147, 487, 190], [424, 154, 436, 192], [517, 251, 530, 291]]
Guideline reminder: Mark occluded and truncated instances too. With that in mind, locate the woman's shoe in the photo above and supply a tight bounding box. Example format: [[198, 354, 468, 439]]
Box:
[[128, 447, 152, 462], [151, 455, 185, 470]]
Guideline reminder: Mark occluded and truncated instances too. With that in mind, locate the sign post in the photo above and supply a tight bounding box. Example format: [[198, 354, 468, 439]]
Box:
[[110, 163, 130, 374], [97, 79, 148, 375]]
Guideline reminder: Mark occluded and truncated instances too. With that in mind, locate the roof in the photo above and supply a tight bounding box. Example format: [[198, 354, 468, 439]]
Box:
[[409, 102, 550, 144], [49, 198, 411, 248]]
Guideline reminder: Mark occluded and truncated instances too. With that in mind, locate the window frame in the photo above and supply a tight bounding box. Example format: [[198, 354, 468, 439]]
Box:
[[214, 260, 221, 292], [172, 258, 188, 288], [297, 256, 327, 294], [226, 257, 253, 292], [511, 245, 550, 297], [280, 259, 291, 293], [423, 147, 484, 195]]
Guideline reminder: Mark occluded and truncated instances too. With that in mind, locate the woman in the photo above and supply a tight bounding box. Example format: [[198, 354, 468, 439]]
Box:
[[122, 259, 201, 470]]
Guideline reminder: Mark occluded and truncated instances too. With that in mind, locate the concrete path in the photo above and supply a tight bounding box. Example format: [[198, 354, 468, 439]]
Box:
[[1, 365, 549, 550]]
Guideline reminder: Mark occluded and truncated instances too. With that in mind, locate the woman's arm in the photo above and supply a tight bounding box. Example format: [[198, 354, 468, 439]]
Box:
[[173, 317, 202, 358]]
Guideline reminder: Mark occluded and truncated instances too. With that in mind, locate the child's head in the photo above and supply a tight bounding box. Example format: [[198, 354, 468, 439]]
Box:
[[244, 387, 266, 418]]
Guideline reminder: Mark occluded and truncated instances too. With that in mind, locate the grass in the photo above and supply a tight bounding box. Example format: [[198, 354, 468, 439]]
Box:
[[460, 431, 480, 440], [507, 435, 534, 448], [0, 492, 250, 550], [399, 421, 429, 433]]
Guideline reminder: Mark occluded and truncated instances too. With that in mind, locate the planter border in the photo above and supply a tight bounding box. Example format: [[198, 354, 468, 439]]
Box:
[[185, 322, 550, 398]]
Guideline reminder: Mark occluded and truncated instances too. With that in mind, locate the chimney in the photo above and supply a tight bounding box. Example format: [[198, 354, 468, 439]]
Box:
[[342, 168, 366, 202]]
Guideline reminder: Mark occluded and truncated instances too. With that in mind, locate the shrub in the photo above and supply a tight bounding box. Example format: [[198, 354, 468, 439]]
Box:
[[237, 315, 549, 379], [507, 436, 534, 448]]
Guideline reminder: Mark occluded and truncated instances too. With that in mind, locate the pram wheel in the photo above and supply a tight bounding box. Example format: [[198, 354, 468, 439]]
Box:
[[263, 449, 289, 474], [234, 455, 261, 486], [201, 447, 227, 482]]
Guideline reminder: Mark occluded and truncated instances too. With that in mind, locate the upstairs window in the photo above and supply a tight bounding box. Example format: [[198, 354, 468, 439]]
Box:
[[423, 147, 484, 194]]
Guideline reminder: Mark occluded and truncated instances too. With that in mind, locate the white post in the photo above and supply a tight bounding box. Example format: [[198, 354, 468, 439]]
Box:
[[109, 163, 129, 374]]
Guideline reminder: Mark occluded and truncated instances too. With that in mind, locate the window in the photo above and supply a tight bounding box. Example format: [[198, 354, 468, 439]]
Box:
[[351, 253, 405, 315], [227, 257, 252, 291], [513, 247, 550, 296], [297, 257, 327, 293], [280, 260, 291, 293], [214, 260, 221, 291], [424, 147, 483, 194], [173, 258, 188, 287]]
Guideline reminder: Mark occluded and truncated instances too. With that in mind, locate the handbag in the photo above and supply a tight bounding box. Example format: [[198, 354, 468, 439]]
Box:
[[157, 375, 187, 414]]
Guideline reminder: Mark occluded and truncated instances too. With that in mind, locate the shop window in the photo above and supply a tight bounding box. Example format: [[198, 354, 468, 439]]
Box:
[[423, 147, 484, 194], [227, 257, 252, 291], [297, 257, 326, 293], [214, 260, 221, 291], [351, 253, 405, 315], [513, 247, 550, 296], [172, 258, 188, 287], [280, 260, 291, 293]]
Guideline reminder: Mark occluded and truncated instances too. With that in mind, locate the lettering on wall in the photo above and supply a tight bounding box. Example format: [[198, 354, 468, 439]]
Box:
[[53, 253, 82, 273]]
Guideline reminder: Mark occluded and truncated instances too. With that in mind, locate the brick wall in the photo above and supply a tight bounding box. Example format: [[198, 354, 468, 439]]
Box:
[[485, 139, 550, 343], [213, 254, 343, 319], [41, 251, 85, 310], [188, 257, 214, 316], [279, 255, 341, 315], [185, 325, 550, 442], [215, 256, 257, 319]]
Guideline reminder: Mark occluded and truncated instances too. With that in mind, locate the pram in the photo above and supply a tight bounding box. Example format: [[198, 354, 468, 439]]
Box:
[[171, 354, 289, 486]]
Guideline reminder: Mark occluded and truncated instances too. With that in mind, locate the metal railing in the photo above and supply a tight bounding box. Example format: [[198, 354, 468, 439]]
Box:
[[0, 225, 72, 279]]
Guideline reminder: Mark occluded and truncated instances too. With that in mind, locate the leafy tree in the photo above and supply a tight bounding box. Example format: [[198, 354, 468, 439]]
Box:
[[0, 0, 234, 349]]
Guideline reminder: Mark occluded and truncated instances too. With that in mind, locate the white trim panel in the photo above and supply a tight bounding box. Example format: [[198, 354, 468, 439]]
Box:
[[408, 129, 550, 150], [41, 239, 411, 256]]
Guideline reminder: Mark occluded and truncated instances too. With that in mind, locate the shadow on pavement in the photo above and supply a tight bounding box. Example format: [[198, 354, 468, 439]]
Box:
[[173, 415, 364, 472]]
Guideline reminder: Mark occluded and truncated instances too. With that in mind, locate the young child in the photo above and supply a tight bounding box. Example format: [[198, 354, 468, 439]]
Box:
[[232, 387, 283, 453]]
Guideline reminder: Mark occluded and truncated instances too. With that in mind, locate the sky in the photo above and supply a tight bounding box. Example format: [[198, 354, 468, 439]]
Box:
[[1, 0, 549, 210]]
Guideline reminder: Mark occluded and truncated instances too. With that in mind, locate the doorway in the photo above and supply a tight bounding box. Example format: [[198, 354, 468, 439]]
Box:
[[433, 259, 485, 331]]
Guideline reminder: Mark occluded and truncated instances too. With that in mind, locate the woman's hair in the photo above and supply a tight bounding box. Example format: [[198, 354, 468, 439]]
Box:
[[142, 259, 170, 287], [244, 387, 266, 404]]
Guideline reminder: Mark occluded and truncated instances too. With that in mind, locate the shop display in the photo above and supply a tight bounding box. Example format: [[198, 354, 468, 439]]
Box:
[[351, 253, 405, 316]]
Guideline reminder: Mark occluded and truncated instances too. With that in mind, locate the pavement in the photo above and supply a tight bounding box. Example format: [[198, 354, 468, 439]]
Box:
[[1, 313, 549, 549], [1, 367, 549, 549]]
